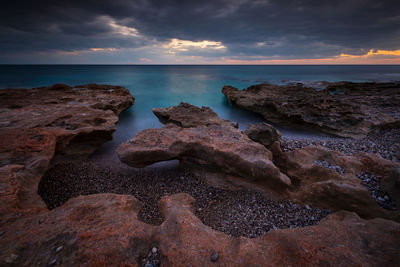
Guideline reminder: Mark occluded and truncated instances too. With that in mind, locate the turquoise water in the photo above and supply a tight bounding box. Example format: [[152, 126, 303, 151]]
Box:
[[1, 65, 400, 157]]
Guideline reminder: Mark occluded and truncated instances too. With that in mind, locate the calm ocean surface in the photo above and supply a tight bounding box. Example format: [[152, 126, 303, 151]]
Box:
[[1, 65, 400, 157]]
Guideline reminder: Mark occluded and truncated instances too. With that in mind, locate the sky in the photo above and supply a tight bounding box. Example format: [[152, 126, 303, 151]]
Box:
[[1, 0, 400, 64]]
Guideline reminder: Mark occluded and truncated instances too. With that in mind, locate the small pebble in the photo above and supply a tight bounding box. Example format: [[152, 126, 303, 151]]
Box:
[[48, 259, 57, 266], [210, 252, 219, 262], [56, 246, 63, 253], [5, 254, 18, 263]]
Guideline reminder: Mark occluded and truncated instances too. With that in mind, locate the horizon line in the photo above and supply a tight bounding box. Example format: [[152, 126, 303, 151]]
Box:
[[1, 63, 400, 66]]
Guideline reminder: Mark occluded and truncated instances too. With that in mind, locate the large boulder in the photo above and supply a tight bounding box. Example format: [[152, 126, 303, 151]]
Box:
[[1, 192, 399, 266], [119, 103, 291, 192], [245, 122, 281, 148], [153, 102, 237, 128], [222, 82, 400, 138], [117, 123, 291, 192]]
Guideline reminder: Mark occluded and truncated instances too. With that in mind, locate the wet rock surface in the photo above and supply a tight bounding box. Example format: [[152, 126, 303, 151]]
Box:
[[223, 82, 400, 138], [39, 161, 330, 238]]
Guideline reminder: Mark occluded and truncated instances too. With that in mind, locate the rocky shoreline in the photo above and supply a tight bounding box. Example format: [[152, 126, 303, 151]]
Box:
[[1, 82, 400, 266], [223, 81, 400, 138]]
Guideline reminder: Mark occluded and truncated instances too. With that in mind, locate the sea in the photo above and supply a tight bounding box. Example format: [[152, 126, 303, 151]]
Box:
[[1, 65, 400, 158]]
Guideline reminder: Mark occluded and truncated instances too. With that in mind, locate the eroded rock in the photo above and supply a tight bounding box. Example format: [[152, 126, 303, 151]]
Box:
[[223, 82, 400, 138], [153, 102, 237, 128], [245, 122, 281, 148], [1, 90, 399, 266], [0, 84, 134, 220], [117, 123, 291, 191], [1, 192, 399, 266], [120, 103, 291, 192], [119, 103, 400, 221], [271, 144, 400, 221]]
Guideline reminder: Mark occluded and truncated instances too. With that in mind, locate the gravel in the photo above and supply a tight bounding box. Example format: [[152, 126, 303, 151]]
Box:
[[282, 129, 399, 210], [281, 129, 400, 162], [38, 161, 331, 238], [314, 160, 345, 175], [140, 247, 160, 267], [357, 172, 397, 210]]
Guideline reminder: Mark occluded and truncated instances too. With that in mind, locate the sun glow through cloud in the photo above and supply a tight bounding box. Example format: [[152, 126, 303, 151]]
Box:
[[339, 49, 400, 58], [163, 39, 226, 52], [213, 49, 400, 64], [90, 48, 117, 52], [107, 17, 139, 37]]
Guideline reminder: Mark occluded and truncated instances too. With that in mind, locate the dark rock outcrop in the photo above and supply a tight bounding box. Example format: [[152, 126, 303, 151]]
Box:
[[153, 102, 237, 128], [222, 82, 400, 138], [245, 122, 281, 148]]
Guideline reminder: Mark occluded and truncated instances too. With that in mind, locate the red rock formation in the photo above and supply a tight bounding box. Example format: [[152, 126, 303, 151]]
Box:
[[119, 103, 291, 192], [1, 90, 400, 266], [271, 143, 400, 221], [117, 123, 291, 191], [119, 103, 400, 222], [153, 102, 237, 128], [1, 193, 399, 266], [0, 84, 134, 222], [222, 82, 400, 138]]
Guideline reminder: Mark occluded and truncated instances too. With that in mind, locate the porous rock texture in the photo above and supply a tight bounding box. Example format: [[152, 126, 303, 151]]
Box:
[[119, 103, 400, 221], [1, 193, 400, 266], [152, 102, 238, 128], [270, 143, 400, 222], [118, 103, 292, 193], [0, 83, 134, 161], [0, 84, 134, 222], [222, 82, 400, 138], [1, 90, 400, 266]]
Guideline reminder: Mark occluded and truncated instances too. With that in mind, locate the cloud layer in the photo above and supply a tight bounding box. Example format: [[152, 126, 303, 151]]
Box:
[[1, 0, 399, 63]]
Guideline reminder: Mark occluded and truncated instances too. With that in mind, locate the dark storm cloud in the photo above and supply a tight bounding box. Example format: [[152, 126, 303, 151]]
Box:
[[0, 0, 399, 62]]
